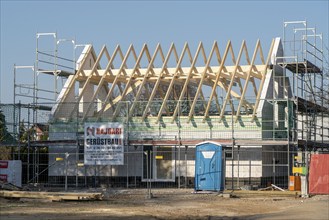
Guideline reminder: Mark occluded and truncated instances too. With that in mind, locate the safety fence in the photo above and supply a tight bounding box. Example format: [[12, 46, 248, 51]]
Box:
[[1, 101, 328, 194], [0, 148, 296, 191]]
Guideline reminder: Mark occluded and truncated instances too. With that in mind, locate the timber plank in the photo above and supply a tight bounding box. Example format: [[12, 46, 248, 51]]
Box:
[[0, 190, 103, 201]]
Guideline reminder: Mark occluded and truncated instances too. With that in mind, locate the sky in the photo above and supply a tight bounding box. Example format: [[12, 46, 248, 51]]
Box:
[[1, 0, 328, 104]]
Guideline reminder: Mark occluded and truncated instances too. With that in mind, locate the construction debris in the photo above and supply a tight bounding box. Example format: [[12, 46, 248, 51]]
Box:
[[0, 181, 22, 191], [258, 184, 285, 191]]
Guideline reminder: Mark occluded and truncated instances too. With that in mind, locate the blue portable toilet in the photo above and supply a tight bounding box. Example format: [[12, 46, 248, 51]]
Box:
[[195, 141, 225, 191]]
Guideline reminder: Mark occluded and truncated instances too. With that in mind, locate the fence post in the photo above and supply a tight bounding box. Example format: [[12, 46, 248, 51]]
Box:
[[185, 145, 188, 188], [272, 150, 276, 185], [65, 152, 69, 191], [94, 160, 97, 188], [18, 101, 21, 160], [75, 104, 79, 188], [27, 105, 30, 183], [237, 145, 240, 188], [126, 101, 129, 188]]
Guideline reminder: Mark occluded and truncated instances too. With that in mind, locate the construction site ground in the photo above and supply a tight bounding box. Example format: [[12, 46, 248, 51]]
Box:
[[0, 188, 328, 220]]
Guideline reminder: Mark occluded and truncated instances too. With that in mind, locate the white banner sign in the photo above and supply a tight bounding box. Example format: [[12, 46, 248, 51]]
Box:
[[84, 122, 124, 165]]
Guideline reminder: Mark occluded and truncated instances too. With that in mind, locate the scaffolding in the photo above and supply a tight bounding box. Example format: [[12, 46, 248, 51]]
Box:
[[13, 32, 77, 150], [277, 20, 329, 150], [11, 33, 77, 182], [13, 33, 76, 118]]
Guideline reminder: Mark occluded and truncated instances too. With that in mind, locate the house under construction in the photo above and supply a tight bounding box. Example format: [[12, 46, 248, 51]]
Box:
[[8, 20, 329, 189]]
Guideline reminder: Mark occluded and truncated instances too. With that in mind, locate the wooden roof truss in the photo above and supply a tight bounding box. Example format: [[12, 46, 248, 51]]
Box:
[[53, 39, 275, 123]]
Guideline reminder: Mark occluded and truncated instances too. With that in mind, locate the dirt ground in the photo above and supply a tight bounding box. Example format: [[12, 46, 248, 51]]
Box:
[[0, 189, 328, 220]]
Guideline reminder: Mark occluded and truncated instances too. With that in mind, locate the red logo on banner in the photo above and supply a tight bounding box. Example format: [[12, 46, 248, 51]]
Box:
[[0, 161, 8, 169], [0, 174, 7, 182]]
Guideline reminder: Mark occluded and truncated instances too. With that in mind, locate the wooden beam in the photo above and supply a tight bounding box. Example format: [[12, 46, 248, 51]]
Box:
[[111, 44, 152, 119], [188, 41, 218, 122], [82, 46, 120, 121], [219, 40, 246, 121], [69, 45, 108, 119], [96, 44, 136, 120], [141, 43, 179, 121], [103, 80, 143, 112], [235, 40, 261, 122], [171, 42, 204, 123], [0, 191, 103, 201], [203, 41, 232, 122], [128, 44, 165, 119], [156, 42, 191, 123]]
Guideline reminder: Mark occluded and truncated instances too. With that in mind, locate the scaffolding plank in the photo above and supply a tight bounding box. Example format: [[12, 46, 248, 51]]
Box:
[[282, 59, 322, 74], [38, 69, 76, 77], [295, 96, 329, 114]]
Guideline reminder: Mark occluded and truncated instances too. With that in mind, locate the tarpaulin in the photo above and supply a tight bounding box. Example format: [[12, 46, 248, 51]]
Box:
[[309, 154, 329, 195]]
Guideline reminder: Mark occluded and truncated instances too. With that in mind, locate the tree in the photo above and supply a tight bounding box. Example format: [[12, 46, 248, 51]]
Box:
[[0, 107, 16, 160], [0, 107, 15, 145]]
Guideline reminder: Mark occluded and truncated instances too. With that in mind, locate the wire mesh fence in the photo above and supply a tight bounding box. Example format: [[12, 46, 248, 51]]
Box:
[[1, 148, 294, 191]]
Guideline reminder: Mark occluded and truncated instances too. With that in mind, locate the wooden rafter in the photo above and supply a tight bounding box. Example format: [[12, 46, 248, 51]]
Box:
[[156, 43, 192, 123], [111, 44, 152, 119], [52, 39, 276, 123], [128, 44, 165, 118], [96, 45, 137, 121], [69, 45, 108, 119], [219, 40, 248, 120], [203, 41, 232, 122], [82, 45, 120, 121], [141, 43, 179, 120], [188, 41, 219, 122], [171, 42, 205, 123], [235, 40, 262, 122]]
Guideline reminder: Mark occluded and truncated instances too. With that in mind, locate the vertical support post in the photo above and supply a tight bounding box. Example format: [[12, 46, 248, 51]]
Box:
[[13, 65, 17, 161], [65, 152, 69, 191], [287, 99, 290, 188], [27, 105, 30, 183], [178, 100, 181, 189], [126, 150, 129, 188], [149, 151, 152, 198], [178, 144, 181, 189], [84, 164, 87, 187], [126, 102, 129, 188], [185, 145, 188, 188], [76, 102, 79, 188], [249, 159, 251, 185], [147, 150, 150, 196], [94, 160, 97, 188], [18, 101, 21, 160], [145, 150, 152, 199], [231, 110, 235, 190], [272, 150, 276, 185], [13, 64, 16, 105], [54, 33, 58, 101], [33, 147, 36, 184], [237, 145, 240, 188]]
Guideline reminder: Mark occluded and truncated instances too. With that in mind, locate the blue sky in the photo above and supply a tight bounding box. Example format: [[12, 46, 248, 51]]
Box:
[[1, 0, 328, 104]]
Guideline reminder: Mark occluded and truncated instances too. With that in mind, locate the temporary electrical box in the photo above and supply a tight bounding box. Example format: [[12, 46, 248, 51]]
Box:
[[195, 142, 225, 191], [289, 175, 301, 191]]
